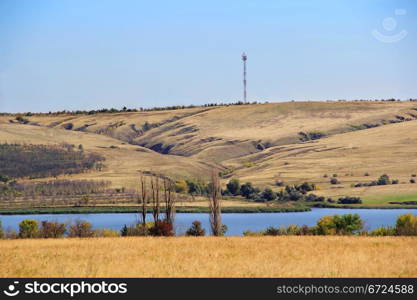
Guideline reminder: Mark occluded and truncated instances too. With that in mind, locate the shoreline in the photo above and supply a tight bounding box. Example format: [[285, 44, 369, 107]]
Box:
[[0, 206, 311, 215], [0, 204, 417, 215]]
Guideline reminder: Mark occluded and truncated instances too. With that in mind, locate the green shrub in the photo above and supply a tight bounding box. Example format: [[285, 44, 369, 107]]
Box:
[[242, 230, 263, 236], [186, 221, 206, 236], [330, 178, 340, 184], [282, 186, 304, 201], [94, 228, 120, 237], [285, 225, 301, 235], [337, 196, 362, 204], [120, 223, 149, 236], [40, 221, 66, 238], [186, 179, 208, 196], [395, 214, 417, 236], [240, 182, 256, 198], [305, 194, 325, 202], [377, 174, 390, 185], [261, 188, 276, 201], [68, 220, 94, 238], [296, 182, 316, 193], [19, 219, 39, 238], [369, 226, 396, 236], [298, 131, 325, 141], [264, 226, 282, 236]]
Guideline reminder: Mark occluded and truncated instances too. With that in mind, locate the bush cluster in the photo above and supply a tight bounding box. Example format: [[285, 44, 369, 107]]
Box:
[[0, 179, 111, 200], [224, 179, 319, 203], [337, 196, 362, 204], [2, 213, 416, 239], [243, 213, 417, 236], [354, 174, 399, 188], [174, 178, 210, 196], [244, 214, 363, 236], [0, 219, 120, 239], [120, 220, 174, 237], [298, 131, 326, 142]]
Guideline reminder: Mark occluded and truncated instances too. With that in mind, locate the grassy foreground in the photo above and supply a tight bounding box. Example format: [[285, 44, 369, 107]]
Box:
[[0, 236, 416, 277]]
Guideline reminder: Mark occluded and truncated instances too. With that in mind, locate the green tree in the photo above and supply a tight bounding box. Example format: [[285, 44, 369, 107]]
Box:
[[316, 214, 363, 235], [19, 219, 39, 238], [396, 214, 417, 235], [333, 214, 363, 234]]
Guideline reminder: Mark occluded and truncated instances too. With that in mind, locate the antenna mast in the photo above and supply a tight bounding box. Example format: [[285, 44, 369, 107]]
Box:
[[242, 52, 247, 103]]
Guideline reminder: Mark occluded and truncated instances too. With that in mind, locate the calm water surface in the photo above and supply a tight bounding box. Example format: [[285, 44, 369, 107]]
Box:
[[1, 208, 417, 236]]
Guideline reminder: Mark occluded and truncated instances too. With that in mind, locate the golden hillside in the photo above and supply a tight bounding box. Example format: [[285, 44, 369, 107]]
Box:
[[2, 101, 417, 203]]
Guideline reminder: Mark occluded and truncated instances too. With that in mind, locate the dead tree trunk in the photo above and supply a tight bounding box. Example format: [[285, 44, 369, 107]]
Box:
[[151, 177, 160, 223], [163, 178, 176, 225], [138, 176, 147, 225], [208, 170, 222, 236]]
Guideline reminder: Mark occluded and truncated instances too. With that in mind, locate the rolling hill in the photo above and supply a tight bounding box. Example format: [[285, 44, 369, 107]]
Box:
[[1, 100, 417, 205]]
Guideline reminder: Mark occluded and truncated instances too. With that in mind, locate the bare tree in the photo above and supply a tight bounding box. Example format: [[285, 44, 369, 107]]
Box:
[[208, 170, 222, 236], [151, 176, 160, 223], [138, 175, 148, 225], [163, 178, 176, 225]]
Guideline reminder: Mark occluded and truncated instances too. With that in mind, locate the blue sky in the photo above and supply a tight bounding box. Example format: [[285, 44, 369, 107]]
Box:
[[0, 0, 416, 113]]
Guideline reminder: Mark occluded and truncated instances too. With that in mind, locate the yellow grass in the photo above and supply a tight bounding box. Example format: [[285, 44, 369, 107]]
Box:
[[0, 236, 416, 277]]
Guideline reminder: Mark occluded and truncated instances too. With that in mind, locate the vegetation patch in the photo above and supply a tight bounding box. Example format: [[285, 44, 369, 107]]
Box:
[[298, 131, 326, 142], [0, 143, 105, 179], [0, 179, 111, 200], [353, 174, 399, 187]]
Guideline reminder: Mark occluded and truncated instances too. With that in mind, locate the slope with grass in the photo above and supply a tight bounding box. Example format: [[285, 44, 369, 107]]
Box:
[[2, 101, 417, 207], [0, 123, 220, 189]]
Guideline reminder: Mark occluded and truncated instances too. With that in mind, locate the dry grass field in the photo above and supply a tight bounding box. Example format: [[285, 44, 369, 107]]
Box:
[[2, 101, 417, 206], [0, 236, 416, 277]]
